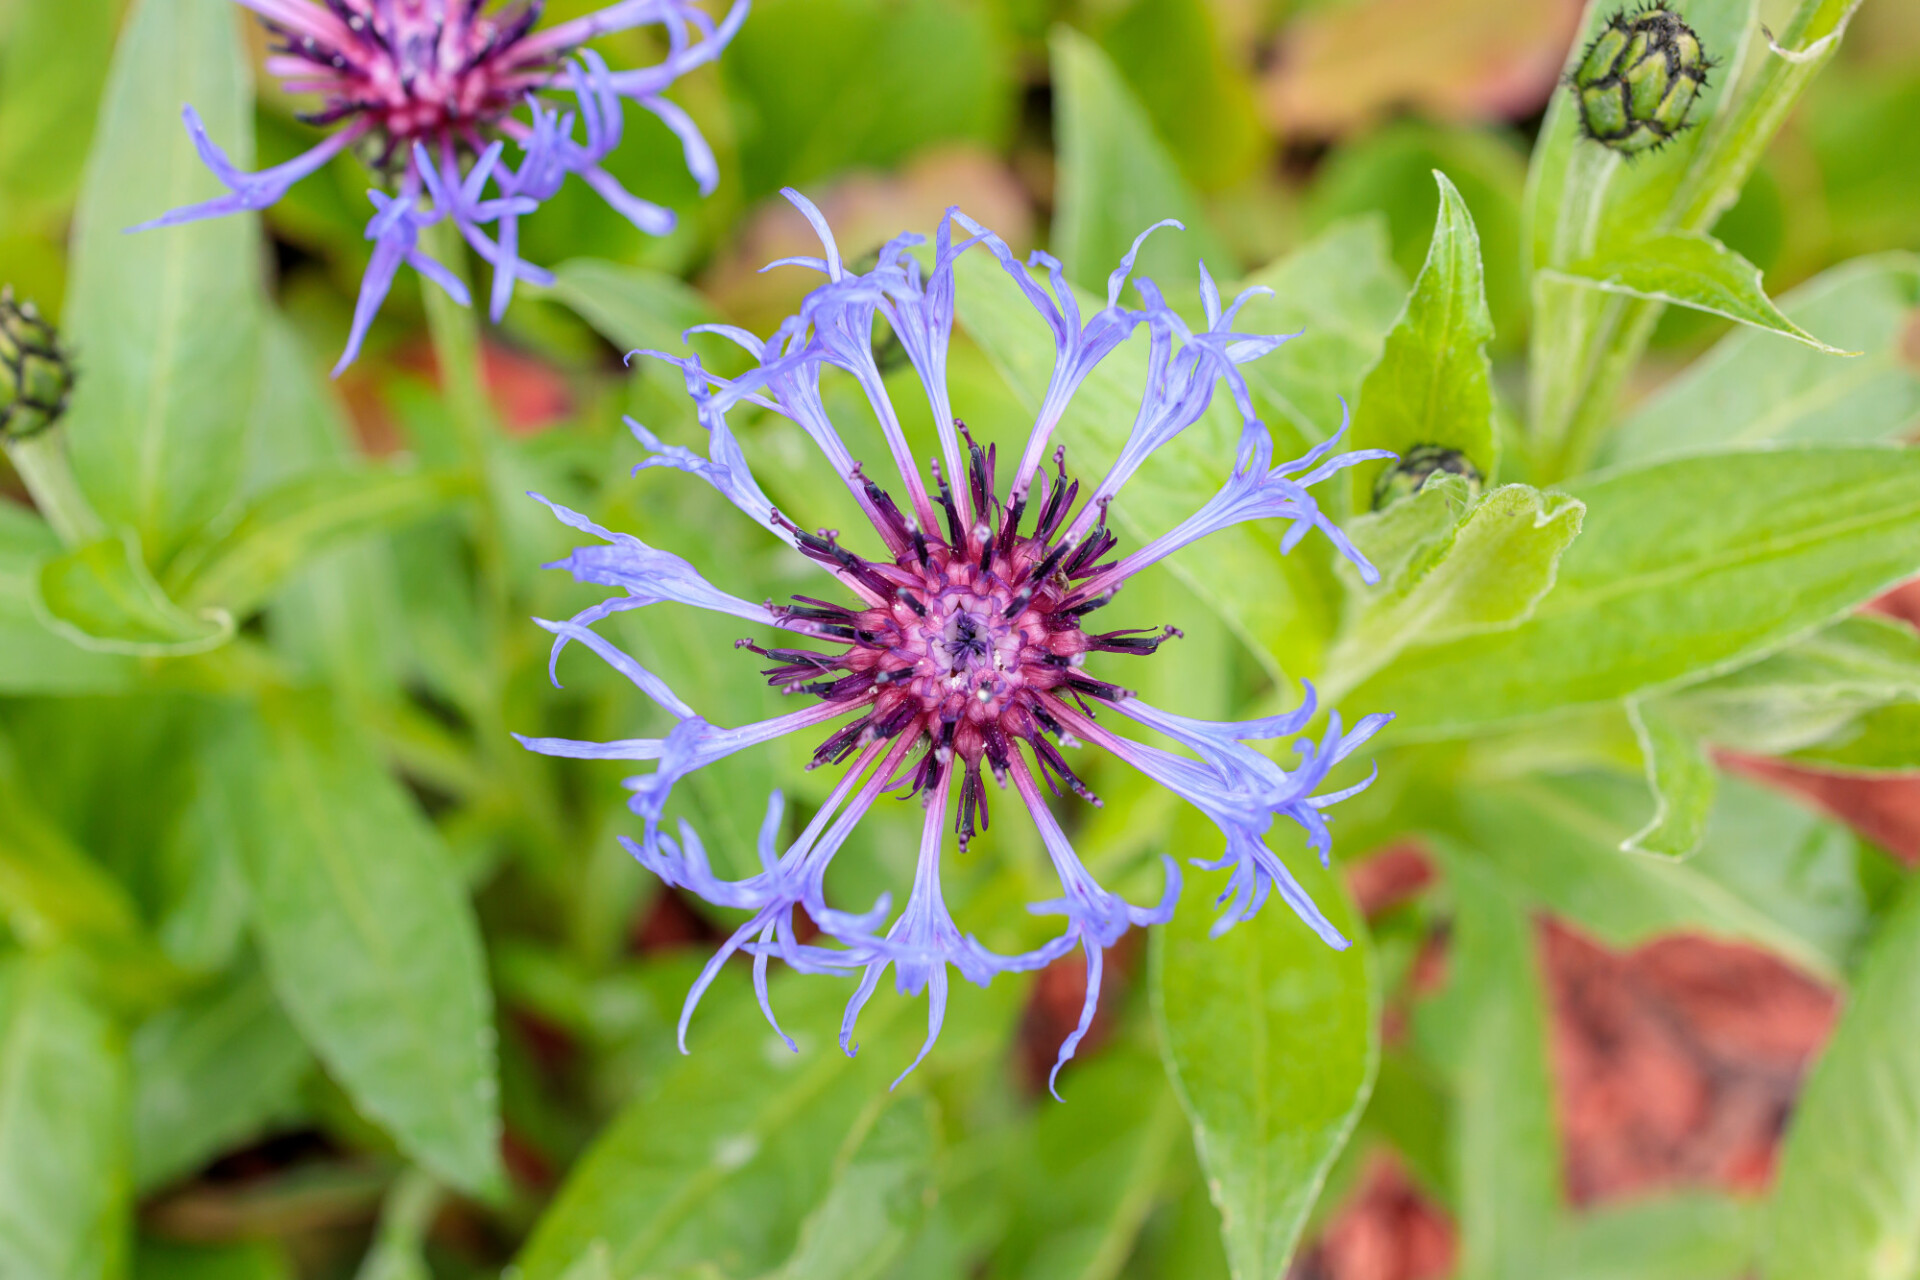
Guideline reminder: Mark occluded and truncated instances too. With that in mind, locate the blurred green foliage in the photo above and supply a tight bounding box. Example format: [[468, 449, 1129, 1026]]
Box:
[[0, 0, 1918, 1277]]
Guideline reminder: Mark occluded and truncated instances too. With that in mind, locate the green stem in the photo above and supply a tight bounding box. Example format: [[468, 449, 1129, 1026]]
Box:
[[4, 431, 105, 545]]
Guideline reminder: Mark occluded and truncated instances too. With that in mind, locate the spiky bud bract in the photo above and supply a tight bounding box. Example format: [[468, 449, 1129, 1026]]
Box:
[[1569, 3, 1713, 155], [0, 288, 74, 442]]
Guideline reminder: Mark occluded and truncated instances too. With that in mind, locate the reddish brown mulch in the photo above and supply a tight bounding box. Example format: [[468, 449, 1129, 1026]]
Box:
[[1291, 1155, 1456, 1280]]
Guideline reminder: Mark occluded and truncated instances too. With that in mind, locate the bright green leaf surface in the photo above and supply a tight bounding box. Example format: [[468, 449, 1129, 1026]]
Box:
[[514, 977, 935, 1280], [1765, 875, 1920, 1280], [1792, 703, 1920, 773], [1664, 613, 1920, 757], [211, 693, 504, 1199], [0, 0, 118, 221], [134, 1239, 293, 1280], [991, 1045, 1184, 1280], [1622, 699, 1716, 858], [1548, 230, 1854, 354], [547, 259, 719, 355], [1351, 446, 1920, 736], [1454, 773, 1865, 978], [1236, 217, 1409, 446], [1050, 26, 1236, 294], [1348, 172, 1498, 501], [0, 504, 134, 693], [1609, 253, 1920, 463], [770, 1093, 938, 1280], [0, 956, 128, 1280], [1153, 821, 1377, 1280], [1325, 483, 1583, 699], [1443, 858, 1561, 1280], [130, 963, 311, 1193], [1551, 1194, 1754, 1280], [37, 533, 234, 655], [169, 465, 472, 617], [1083, 0, 1264, 192], [61, 0, 262, 566]]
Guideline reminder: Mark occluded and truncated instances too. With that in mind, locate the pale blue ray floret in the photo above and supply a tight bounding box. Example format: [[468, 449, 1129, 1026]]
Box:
[[518, 190, 1394, 1093]]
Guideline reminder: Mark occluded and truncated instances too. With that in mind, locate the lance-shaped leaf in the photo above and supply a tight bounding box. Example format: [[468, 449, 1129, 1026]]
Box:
[[62, 0, 262, 566], [1545, 230, 1855, 355], [514, 976, 943, 1280], [1764, 875, 1920, 1280], [209, 693, 504, 1200], [1154, 813, 1377, 1279], [167, 465, 473, 618], [1325, 482, 1583, 700], [767, 1093, 938, 1280], [1350, 446, 1920, 736], [547, 260, 718, 355], [1608, 253, 1920, 464], [1050, 26, 1236, 293], [1622, 699, 1716, 859], [1660, 613, 1920, 757], [130, 963, 311, 1193], [0, 956, 129, 1280], [991, 1045, 1185, 1280], [1348, 171, 1498, 503], [37, 534, 234, 656]]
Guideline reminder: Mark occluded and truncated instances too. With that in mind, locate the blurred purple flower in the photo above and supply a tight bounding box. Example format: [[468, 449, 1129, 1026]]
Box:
[[132, 0, 747, 372], [519, 193, 1393, 1092]]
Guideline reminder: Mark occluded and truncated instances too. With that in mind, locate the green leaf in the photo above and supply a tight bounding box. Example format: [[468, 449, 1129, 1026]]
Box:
[[210, 693, 504, 1199], [1325, 483, 1584, 700], [1049, 26, 1236, 294], [0, 505, 135, 693], [1662, 613, 1920, 757], [130, 963, 310, 1193], [1351, 446, 1920, 736], [61, 0, 262, 566], [1452, 773, 1865, 978], [0, 956, 129, 1280], [1348, 171, 1498, 503], [353, 1171, 440, 1280], [0, 756, 146, 952], [37, 533, 234, 655], [1236, 217, 1410, 446], [1791, 703, 1920, 774], [725, 0, 1013, 200], [1547, 230, 1855, 354], [1764, 874, 1920, 1280], [1550, 1194, 1754, 1280], [1622, 699, 1716, 858], [514, 976, 944, 1280], [134, 1239, 292, 1280], [1608, 253, 1920, 464], [0, 0, 118, 221], [768, 1093, 939, 1280], [1078, 0, 1264, 192], [547, 259, 719, 354], [1153, 815, 1377, 1280], [990, 1045, 1185, 1280], [166, 466, 471, 617], [1440, 858, 1561, 1280]]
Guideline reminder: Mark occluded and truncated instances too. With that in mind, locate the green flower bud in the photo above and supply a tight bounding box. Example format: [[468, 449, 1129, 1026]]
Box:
[[1371, 445, 1482, 511], [1569, 3, 1712, 156], [0, 288, 74, 442]]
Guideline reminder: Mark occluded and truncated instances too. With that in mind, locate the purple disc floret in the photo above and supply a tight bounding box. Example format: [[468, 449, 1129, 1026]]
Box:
[[132, 0, 748, 372], [517, 193, 1395, 1094]]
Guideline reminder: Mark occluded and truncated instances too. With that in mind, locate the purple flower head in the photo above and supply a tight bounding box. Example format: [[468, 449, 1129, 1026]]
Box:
[[520, 191, 1392, 1091], [131, 0, 747, 371]]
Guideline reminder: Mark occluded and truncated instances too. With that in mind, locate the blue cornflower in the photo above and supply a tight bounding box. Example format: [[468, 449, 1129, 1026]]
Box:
[[518, 193, 1393, 1092], [132, 0, 747, 372]]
